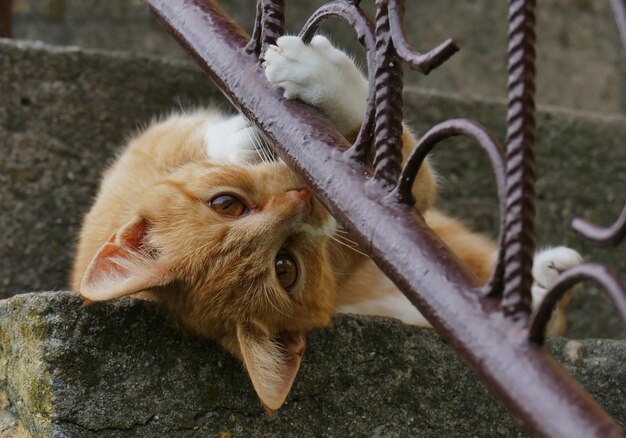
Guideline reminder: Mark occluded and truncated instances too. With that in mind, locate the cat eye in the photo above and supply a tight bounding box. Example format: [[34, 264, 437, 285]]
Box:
[[209, 194, 249, 217], [275, 251, 298, 290]]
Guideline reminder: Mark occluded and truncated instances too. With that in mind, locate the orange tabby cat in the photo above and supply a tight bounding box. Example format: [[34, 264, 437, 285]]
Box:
[[71, 35, 581, 412]]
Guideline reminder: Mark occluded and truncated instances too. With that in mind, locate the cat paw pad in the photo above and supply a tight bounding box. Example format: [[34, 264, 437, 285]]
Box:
[[531, 246, 583, 309]]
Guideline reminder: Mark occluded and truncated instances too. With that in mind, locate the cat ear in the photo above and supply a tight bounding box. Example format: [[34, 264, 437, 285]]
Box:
[[80, 217, 172, 301], [236, 323, 306, 413]]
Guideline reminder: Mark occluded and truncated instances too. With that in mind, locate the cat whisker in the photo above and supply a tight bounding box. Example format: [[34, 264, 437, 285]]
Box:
[[254, 132, 273, 164], [247, 128, 266, 163], [257, 136, 275, 164], [243, 125, 264, 162], [330, 236, 368, 257], [331, 270, 350, 276], [332, 232, 360, 248], [318, 295, 338, 311], [176, 96, 187, 115], [333, 233, 356, 244], [334, 227, 353, 237], [261, 284, 296, 319], [250, 127, 276, 163], [242, 126, 265, 164]]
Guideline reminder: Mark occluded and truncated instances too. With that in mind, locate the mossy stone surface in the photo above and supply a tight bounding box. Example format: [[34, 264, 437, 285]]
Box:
[[0, 292, 624, 437]]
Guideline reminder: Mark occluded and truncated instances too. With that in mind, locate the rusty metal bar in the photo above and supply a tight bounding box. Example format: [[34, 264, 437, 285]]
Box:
[[145, 1, 625, 436], [501, 0, 537, 323], [0, 0, 11, 38], [371, 0, 403, 186], [245, 0, 284, 58]]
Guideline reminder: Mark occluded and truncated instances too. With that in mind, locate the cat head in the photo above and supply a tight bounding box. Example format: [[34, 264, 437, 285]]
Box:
[[79, 161, 336, 412]]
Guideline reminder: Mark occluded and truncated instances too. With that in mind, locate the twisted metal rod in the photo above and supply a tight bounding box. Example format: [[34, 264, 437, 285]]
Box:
[[246, 0, 285, 59], [371, 0, 404, 186], [245, 0, 263, 56], [501, 0, 537, 323]]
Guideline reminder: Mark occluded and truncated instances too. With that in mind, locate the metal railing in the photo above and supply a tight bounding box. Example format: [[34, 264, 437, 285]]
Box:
[[0, 0, 11, 38], [141, 0, 626, 436]]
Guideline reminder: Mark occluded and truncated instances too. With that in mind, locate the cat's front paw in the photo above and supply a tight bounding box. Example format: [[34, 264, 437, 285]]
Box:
[[263, 35, 368, 135], [531, 246, 583, 336]]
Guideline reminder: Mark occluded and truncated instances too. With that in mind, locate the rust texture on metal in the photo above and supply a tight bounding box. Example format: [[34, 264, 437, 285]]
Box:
[[500, 0, 536, 323], [371, 0, 403, 186], [0, 0, 11, 38], [145, 0, 626, 436], [246, 0, 284, 57]]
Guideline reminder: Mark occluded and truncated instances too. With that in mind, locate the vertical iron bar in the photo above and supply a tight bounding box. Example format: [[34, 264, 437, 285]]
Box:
[[372, 0, 403, 187], [501, 0, 537, 322], [245, 1, 263, 56], [0, 0, 11, 38], [260, 0, 284, 59]]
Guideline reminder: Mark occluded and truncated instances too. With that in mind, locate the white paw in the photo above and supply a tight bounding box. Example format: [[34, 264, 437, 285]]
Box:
[[263, 35, 368, 134], [531, 246, 583, 308], [531, 246, 582, 336], [204, 115, 268, 165]]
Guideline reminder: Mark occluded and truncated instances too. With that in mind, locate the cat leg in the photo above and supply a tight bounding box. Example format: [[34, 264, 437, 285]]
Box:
[[264, 35, 368, 137]]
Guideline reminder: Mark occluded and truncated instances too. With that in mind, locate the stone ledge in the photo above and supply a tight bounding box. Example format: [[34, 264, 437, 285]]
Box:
[[0, 292, 624, 437]]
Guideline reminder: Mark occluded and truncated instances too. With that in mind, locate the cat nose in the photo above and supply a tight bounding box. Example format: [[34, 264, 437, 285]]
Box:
[[286, 188, 312, 216]]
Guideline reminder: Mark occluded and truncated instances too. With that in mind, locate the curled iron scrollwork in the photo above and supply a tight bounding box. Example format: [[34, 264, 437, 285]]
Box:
[[146, 0, 626, 434], [528, 0, 626, 344]]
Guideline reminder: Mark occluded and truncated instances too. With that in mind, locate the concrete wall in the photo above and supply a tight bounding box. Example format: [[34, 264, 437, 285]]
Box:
[[8, 0, 626, 114]]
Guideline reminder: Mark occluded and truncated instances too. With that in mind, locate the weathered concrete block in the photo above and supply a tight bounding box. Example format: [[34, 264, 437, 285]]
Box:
[[1, 40, 625, 339], [0, 40, 223, 297], [0, 292, 624, 437]]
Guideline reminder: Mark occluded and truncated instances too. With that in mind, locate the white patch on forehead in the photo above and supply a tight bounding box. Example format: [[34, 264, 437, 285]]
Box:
[[204, 115, 263, 165]]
